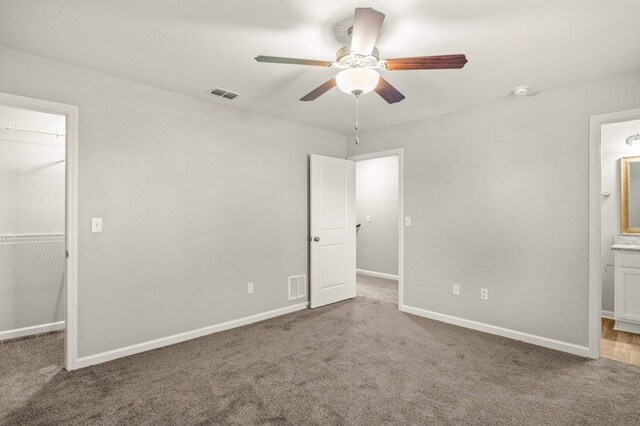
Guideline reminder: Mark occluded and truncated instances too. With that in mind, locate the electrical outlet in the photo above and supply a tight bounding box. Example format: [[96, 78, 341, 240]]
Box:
[[247, 282, 254, 294], [452, 283, 460, 296], [404, 217, 412, 227], [481, 288, 488, 300]]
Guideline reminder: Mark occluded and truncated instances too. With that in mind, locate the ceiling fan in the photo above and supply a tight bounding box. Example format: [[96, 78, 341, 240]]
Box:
[[255, 7, 468, 104]]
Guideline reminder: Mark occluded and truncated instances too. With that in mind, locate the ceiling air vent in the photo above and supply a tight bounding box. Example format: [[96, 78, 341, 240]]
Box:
[[208, 87, 241, 100]]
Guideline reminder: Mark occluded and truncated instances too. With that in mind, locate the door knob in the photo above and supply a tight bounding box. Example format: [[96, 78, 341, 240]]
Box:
[[313, 237, 320, 242]]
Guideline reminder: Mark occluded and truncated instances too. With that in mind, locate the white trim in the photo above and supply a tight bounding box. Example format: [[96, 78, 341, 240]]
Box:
[[0, 92, 79, 370], [356, 268, 398, 281], [588, 108, 640, 360], [75, 302, 308, 369], [0, 321, 65, 341], [613, 320, 640, 334], [348, 149, 404, 309], [401, 304, 590, 357], [614, 320, 640, 334], [601, 310, 615, 319]]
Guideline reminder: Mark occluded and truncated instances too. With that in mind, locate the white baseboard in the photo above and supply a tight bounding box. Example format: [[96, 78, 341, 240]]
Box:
[[400, 304, 590, 358], [356, 268, 398, 281], [614, 319, 640, 334], [601, 310, 615, 319], [75, 302, 308, 369], [0, 320, 65, 341]]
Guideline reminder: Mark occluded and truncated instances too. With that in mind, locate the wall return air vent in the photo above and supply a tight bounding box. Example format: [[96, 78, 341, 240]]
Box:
[[288, 274, 307, 300], [208, 87, 241, 100]]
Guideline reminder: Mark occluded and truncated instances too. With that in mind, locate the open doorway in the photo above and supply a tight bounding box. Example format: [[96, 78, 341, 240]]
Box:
[[599, 117, 640, 366], [0, 104, 66, 365], [349, 149, 403, 308], [589, 108, 640, 366], [0, 93, 78, 370]]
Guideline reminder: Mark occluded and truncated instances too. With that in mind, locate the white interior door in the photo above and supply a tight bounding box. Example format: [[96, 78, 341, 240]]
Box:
[[310, 154, 356, 308]]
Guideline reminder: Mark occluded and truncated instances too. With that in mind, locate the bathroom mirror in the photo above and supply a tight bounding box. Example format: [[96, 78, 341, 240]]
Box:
[[621, 156, 640, 233]]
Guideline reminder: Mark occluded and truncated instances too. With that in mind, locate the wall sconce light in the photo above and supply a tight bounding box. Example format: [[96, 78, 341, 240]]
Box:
[[626, 133, 640, 147]]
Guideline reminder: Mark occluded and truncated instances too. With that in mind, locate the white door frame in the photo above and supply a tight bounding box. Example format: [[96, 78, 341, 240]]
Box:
[[0, 92, 79, 370], [588, 107, 640, 359], [348, 148, 404, 309]]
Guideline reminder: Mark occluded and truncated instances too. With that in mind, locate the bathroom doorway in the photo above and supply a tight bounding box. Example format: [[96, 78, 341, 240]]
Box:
[[590, 108, 640, 366], [0, 92, 78, 370], [349, 149, 403, 308]]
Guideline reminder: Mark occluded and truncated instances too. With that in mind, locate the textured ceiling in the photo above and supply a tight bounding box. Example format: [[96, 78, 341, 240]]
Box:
[[1, 0, 640, 135]]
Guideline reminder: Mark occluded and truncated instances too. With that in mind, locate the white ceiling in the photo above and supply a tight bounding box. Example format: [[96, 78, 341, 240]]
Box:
[[1, 0, 639, 135]]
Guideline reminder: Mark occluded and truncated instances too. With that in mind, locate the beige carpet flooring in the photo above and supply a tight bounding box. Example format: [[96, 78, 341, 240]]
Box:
[[2, 274, 640, 424]]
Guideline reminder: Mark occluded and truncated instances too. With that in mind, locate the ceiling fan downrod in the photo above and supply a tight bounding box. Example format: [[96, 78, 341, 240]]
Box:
[[354, 94, 360, 145]]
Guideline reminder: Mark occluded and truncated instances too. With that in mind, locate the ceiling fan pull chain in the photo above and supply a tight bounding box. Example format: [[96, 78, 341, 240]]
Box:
[[354, 95, 360, 145]]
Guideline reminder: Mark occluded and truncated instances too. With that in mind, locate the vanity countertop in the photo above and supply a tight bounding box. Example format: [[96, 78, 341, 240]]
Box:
[[611, 235, 640, 252]]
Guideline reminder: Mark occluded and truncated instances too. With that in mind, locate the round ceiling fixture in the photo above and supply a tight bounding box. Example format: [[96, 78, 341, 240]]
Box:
[[626, 133, 640, 147], [512, 86, 529, 96], [336, 68, 380, 96]]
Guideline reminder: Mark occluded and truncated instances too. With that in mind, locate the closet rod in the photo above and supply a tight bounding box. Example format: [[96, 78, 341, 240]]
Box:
[[1, 124, 65, 138]]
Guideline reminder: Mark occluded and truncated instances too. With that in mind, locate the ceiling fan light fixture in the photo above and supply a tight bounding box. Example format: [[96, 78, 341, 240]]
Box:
[[336, 68, 380, 96]]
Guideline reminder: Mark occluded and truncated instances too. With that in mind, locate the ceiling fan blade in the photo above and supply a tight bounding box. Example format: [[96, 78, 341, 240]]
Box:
[[374, 77, 405, 104], [350, 7, 385, 56], [255, 56, 333, 67], [300, 78, 337, 101], [384, 54, 468, 71]]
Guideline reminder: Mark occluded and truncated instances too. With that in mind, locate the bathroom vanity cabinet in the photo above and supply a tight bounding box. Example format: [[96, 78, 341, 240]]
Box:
[[612, 237, 640, 334]]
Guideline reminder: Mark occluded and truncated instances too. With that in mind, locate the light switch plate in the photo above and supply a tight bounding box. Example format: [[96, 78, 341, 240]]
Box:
[[366, 215, 371, 222], [404, 217, 412, 227], [91, 218, 102, 233]]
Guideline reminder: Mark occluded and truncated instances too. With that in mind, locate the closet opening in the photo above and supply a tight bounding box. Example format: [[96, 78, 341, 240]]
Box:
[[0, 93, 78, 370], [349, 150, 403, 308]]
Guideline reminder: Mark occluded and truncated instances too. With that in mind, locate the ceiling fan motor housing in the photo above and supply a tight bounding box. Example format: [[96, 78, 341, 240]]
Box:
[[336, 45, 380, 69]]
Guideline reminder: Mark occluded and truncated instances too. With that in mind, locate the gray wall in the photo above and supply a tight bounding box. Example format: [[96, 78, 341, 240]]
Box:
[[0, 106, 66, 333], [349, 70, 640, 347], [0, 47, 346, 357], [356, 156, 398, 276], [600, 119, 640, 312]]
